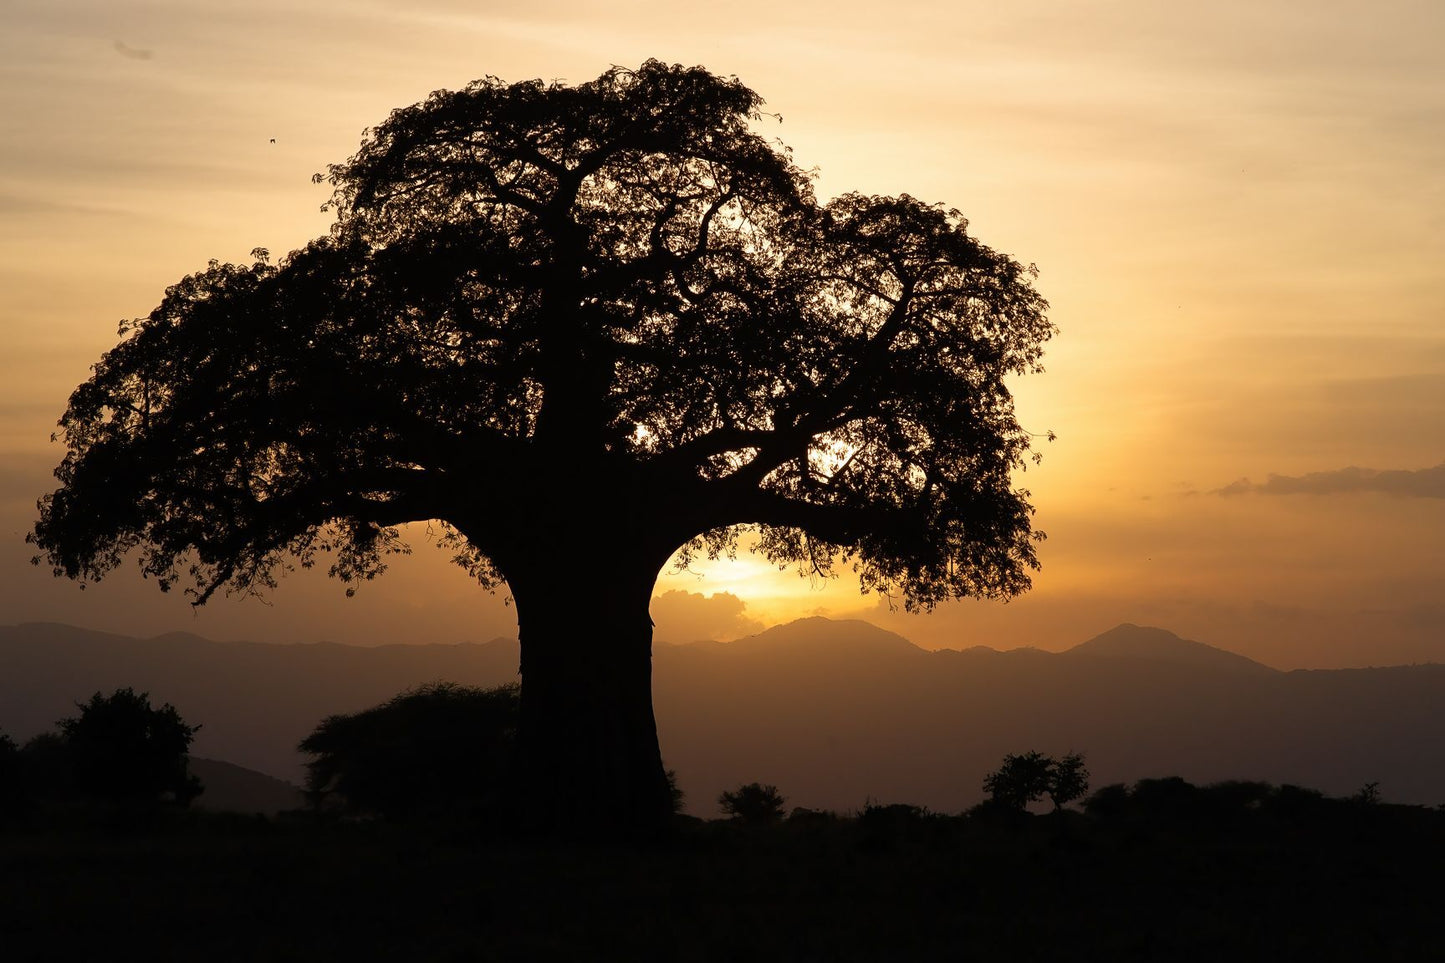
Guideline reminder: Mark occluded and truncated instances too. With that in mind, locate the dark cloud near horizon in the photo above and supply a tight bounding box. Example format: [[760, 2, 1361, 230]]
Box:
[[1217, 461, 1445, 499], [112, 41, 154, 61]]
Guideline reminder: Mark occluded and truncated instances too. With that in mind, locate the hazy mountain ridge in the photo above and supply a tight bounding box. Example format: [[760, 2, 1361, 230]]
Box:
[[189, 757, 306, 815], [1061, 622, 1277, 674], [3, 619, 1441, 814]]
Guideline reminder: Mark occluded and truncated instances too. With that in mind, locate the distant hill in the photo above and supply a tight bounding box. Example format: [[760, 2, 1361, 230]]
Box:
[[3, 619, 1442, 815], [1064, 623, 1275, 675], [654, 620, 1444, 813], [190, 758, 305, 816], [720, 617, 927, 662]]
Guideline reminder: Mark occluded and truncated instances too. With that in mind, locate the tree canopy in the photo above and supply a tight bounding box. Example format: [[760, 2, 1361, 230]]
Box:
[[718, 782, 787, 824], [982, 751, 1090, 813], [31, 59, 1052, 611], [57, 688, 202, 806], [299, 682, 518, 820]]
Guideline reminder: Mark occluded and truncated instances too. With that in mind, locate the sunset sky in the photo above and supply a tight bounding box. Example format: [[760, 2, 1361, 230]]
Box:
[[2, 0, 1441, 669]]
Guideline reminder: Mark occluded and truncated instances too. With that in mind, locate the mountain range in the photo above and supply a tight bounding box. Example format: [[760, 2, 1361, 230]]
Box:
[[3, 618, 1442, 815]]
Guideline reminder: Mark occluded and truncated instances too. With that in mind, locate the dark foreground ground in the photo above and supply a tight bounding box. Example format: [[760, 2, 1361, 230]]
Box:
[[3, 801, 1442, 962]]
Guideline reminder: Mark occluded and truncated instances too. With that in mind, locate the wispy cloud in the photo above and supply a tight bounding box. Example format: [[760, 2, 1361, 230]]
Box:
[[1217, 462, 1445, 499], [112, 40, 154, 61]]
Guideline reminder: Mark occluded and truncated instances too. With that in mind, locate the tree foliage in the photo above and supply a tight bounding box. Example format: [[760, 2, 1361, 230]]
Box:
[[718, 782, 787, 824], [57, 688, 202, 806], [30, 58, 1052, 612], [982, 751, 1053, 811], [299, 682, 519, 820], [299, 683, 684, 823], [1081, 778, 1343, 829], [1045, 752, 1090, 811], [0, 731, 21, 818], [983, 751, 1089, 813]]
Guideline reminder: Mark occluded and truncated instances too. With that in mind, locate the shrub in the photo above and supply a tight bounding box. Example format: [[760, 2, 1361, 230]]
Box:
[[1046, 752, 1090, 811], [718, 782, 786, 824], [0, 731, 23, 819], [299, 682, 518, 821], [57, 688, 202, 806], [982, 751, 1054, 811]]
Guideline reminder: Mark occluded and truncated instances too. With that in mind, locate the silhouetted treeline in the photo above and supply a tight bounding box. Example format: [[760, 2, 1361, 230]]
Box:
[[6, 683, 1445, 959], [9, 679, 1438, 845]]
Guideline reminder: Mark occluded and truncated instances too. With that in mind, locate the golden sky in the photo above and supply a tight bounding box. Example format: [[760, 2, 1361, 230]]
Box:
[[2, 0, 1442, 668]]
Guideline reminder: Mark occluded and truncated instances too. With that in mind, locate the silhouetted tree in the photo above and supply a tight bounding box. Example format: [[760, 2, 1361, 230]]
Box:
[[299, 682, 518, 821], [30, 60, 1053, 834], [1082, 782, 1131, 820], [1045, 751, 1090, 811], [1353, 781, 1381, 805], [57, 688, 201, 806], [0, 731, 22, 819], [664, 768, 685, 817], [859, 802, 932, 841], [984, 751, 1090, 813], [983, 751, 1053, 812], [1206, 779, 1274, 812], [719, 782, 787, 824], [1126, 776, 1208, 825]]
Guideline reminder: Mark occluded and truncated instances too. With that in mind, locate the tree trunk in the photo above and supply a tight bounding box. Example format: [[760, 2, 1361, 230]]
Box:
[[507, 559, 672, 837]]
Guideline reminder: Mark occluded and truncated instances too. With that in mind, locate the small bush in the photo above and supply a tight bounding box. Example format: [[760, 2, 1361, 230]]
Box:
[[299, 682, 518, 821], [786, 806, 837, 826], [1083, 782, 1132, 820], [718, 782, 786, 824]]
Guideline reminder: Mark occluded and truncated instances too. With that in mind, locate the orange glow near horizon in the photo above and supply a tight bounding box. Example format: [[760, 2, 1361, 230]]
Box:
[[1, 1, 1442, 670]]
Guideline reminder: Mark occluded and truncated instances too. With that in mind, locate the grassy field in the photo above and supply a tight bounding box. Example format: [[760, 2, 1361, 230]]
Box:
[[3, 797, 1442, 962]]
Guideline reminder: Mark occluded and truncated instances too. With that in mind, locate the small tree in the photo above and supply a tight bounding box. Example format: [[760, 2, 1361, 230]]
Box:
[[983, 750, 1090, 813], [1353, 781, 1381, 805], [718, 782, 786, 824], [664, 769, 685, 817], [982, 751, 1053, 812], [57, 688, 202, 806], [1046, 752, 1090, 811]]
